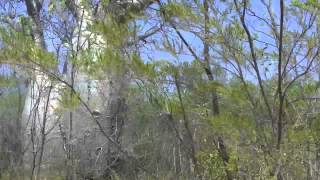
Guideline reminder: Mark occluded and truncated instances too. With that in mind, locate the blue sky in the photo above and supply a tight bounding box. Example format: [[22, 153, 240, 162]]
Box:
[[1, 0, 319, 83]]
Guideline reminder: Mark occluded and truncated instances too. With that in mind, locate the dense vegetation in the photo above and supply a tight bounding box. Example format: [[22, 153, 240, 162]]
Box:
[[1, 0, 320, 179]]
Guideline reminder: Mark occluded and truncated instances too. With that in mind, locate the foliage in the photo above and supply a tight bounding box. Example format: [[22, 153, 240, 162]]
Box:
[[1, 0, 320, 179]]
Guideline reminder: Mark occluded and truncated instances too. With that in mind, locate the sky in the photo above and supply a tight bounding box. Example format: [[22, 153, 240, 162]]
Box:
[[0, 0, 319, 83]]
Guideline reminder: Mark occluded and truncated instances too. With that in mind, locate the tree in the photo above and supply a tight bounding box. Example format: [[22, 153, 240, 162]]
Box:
[[1, 0, 320, 179]]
